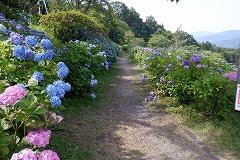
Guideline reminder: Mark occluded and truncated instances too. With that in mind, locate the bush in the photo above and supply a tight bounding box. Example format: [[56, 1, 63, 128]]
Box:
[[39, 11, 108, 42], [129, 47, 236, 119]]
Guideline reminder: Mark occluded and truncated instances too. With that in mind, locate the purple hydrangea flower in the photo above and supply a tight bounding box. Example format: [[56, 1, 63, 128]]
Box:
[[166, 68, 171, 72], [160, 77, 165, 83], [168, 64, 173, 68], [182, 60, 190, 67], [105, 65, 109, 71], [167, 80, 174, 86], [189, 54, 201, 63], [176, 56, 182, 61], [16, 24, 24, 31], [25, 36, 38, 47], [143, 74, 147, 78], [196, 64, 202, 68], [153, 96, 158, 102], [148, 96, 153, 101], [149, 91, 154, 97], [141, 77, 147, 82], [90, 79, 98, 87]]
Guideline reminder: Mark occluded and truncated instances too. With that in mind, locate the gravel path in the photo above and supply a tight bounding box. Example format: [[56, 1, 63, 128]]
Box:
[[75, 53, 222, 160]]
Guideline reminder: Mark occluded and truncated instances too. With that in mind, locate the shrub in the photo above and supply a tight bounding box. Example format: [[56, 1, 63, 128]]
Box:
[[39, 11, 108, 42]]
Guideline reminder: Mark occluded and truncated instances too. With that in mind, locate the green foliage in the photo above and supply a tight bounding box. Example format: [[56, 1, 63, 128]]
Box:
[[39, 11, 107, 42], [148, 34, 173, 49], [129, 47, 236, 119], [0, 92, 49, 158], [54, 41, 106, 97]]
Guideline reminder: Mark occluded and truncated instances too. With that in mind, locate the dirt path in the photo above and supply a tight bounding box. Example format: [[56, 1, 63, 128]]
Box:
[[73, 53, 221, 160]]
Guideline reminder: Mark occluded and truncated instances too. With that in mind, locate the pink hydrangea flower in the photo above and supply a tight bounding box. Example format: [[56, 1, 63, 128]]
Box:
[[10, 148, 37, 160], [38, 150, 60, 160], [4, 85, 26, 99], [27, 128, 51, 148], [0, 85, 26, 105]]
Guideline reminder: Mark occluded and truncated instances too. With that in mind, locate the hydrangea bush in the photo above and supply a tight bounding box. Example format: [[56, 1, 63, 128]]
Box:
[[129, 47, 237, 118]]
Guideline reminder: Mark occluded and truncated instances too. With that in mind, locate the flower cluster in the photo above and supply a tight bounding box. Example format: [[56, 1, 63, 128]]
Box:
[[40, 39, 52, 50], [141, 74, 147, 82], [90, 79, 98, 87], [0, 85, 27, 105], [90, 93, 96, 99], [11, 148, 60, 160], [25, 36, 38, 47], [46, 80, 71, 107], [57, 62, 69, 79], [222, 71, 237, 82], [11, 148, 37, 160], [182, 60, 190, 68], [160, 77, 165, 83], [32, 71, 43, 82], [189, 54, 201, 63], [27, 128, 51, 148], [10, 32, 23, 45], [13, 45, 26, 60], [145, 91, 157, 103]]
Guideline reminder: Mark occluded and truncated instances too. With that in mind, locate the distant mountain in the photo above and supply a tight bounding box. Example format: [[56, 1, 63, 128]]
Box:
[[191, 30, 240, 49], [191, 31, 215, 38]]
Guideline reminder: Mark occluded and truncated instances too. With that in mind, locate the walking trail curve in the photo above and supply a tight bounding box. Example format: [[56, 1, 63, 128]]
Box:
[[71, 53, 222, 160]]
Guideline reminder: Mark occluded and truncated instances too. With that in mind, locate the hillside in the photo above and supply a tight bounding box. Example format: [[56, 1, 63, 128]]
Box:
[[192, 30, 240, 49]]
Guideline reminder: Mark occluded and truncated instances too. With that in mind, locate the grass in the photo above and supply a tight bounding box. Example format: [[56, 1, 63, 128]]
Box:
[[165, 103, 240, 159], [48, 56, 121, 160]]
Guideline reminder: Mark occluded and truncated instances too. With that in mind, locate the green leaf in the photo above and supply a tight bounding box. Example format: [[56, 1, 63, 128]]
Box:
[[1, 119, 12, 130], [0, 146, 9, 156], [31, 106, 47, 115]]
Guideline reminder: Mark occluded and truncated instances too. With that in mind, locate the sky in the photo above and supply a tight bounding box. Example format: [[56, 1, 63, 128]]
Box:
[[112, 0, 240, 33]]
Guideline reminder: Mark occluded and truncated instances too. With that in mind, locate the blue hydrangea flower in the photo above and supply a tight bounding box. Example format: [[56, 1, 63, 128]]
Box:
[[217, 68, 222, 73], [143, 74, 147, 78], [13, 45, 26, 60], [50, 96, 62, 107], [153, 96, 157, 102], [33, 54, 42, 62], [0, 14, 6, 22], [56, 87, 65, 98], [57, 62, 67, 69], [16, 24, 24, 31], [46, 84, 58, 97], [17, 84, 27, 91], [166, 68, 171, 72], [146, 57, 150, 62], [190, 55, 201, 63], [90, 93, 96, 99], [40, 39, 52, 50], [25, 48, 34, 60], [32, 71, 43, 82], [53, 80, 69, 91], [85, 63, 90, 68], [25, 36, 38, 47], [105, 65, 109, 71], [168, 64, 173, 68], [8, 20, 16, 26], [90, 79, 98, 87], [58, 68, 69, 79], [10, 32, 23, 45], [42, 50, 54, 60], [65, 83, 71, 92], [91, 75, 95, 80]]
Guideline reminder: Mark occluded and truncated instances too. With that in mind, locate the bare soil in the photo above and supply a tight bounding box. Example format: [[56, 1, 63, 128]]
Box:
[[66, 53, 223, 160]]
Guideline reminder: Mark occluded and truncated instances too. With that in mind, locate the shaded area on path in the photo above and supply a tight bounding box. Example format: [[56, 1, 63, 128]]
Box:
[[63, 53, 221, 160]]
